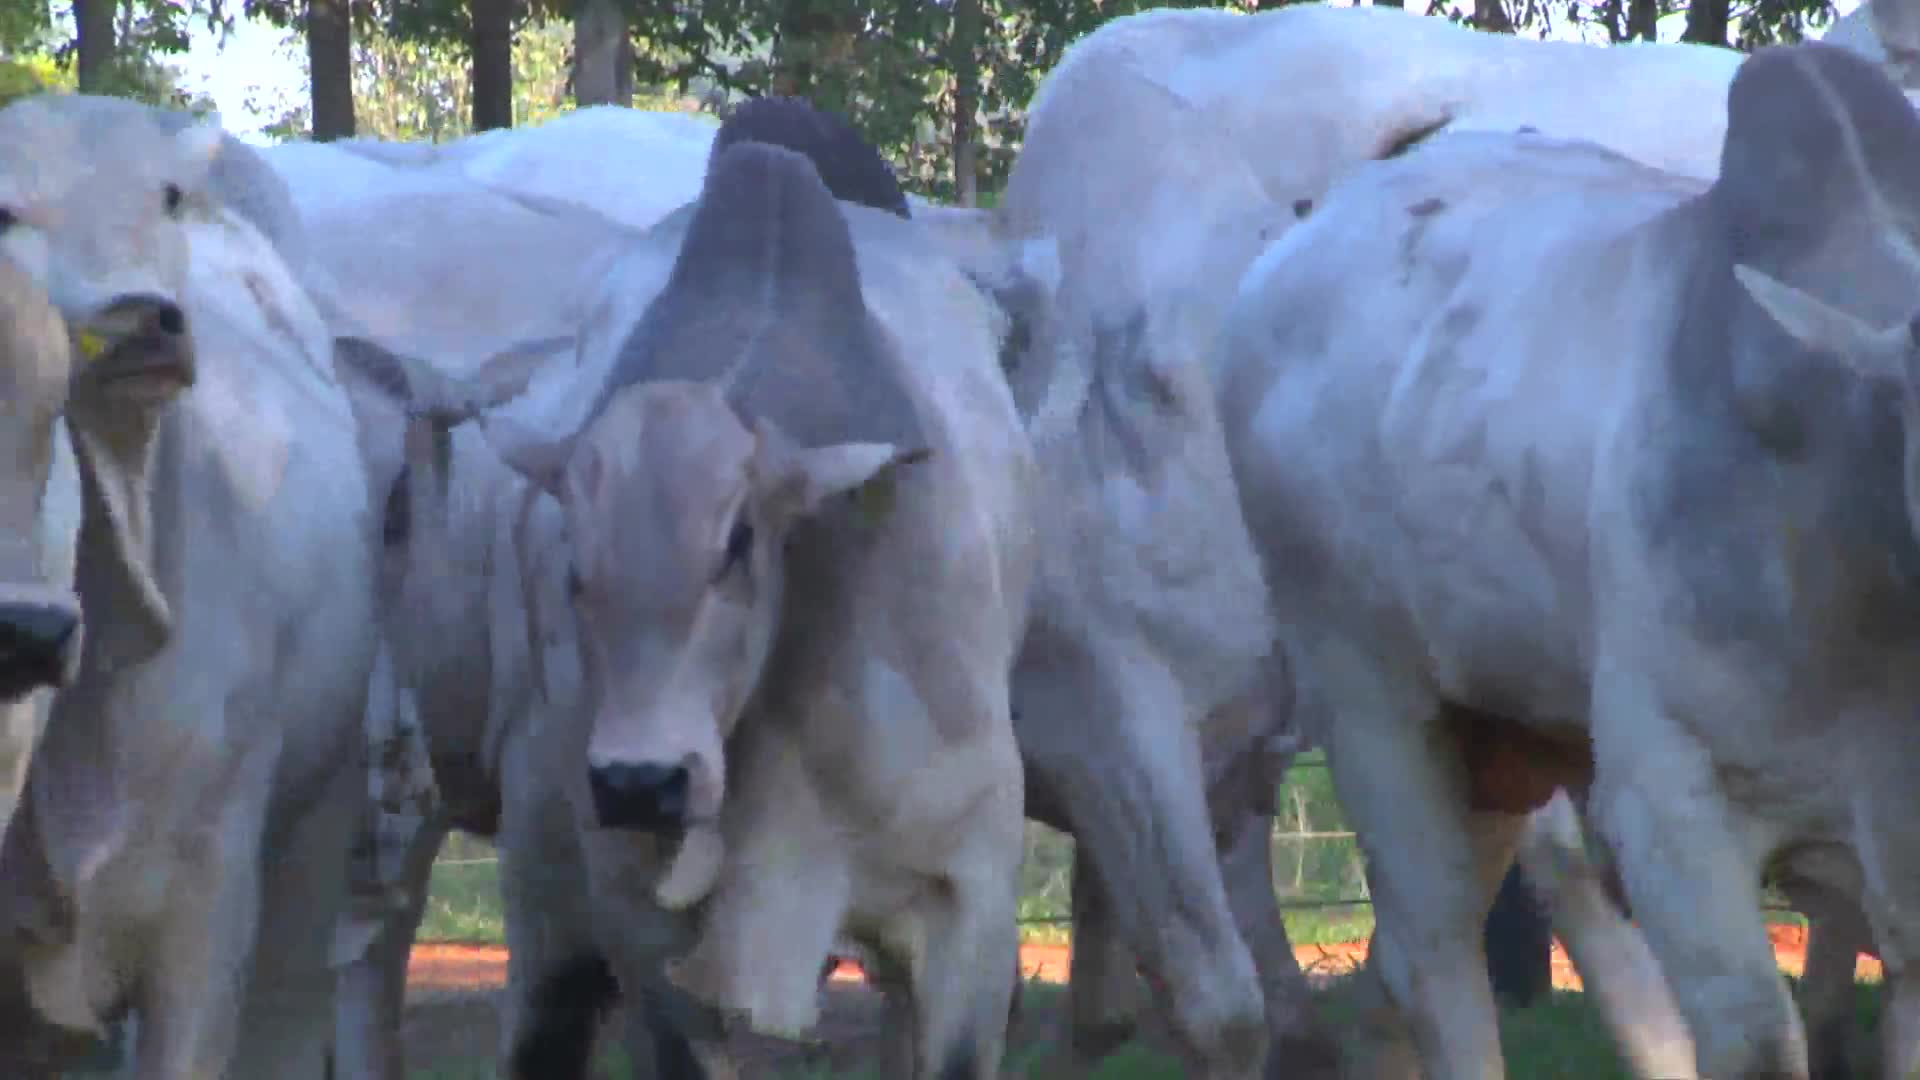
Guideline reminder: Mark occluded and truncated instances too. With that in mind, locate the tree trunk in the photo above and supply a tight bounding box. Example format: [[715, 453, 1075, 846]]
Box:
[[470, 0, 516, 131], [73, 0, 116, 93], [572, 0, 630, 107], [1627, 0, 1659, 40], [1681, 0, 1730, 45], [1472, 0, 1514, 32], [306, 0, 356, 141], [948, 0, 983, 206]]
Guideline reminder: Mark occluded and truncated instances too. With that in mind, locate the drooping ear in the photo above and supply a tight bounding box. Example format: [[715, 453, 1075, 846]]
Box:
[[333, 334, 563, 427], [62, 308, 197, 674], [1734, 263, 1916, 382], [752, 418, 932, 528], [478, 412, 575, 498]]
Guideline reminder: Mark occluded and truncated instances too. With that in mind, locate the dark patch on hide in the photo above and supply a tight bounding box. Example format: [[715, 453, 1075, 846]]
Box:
[[587, 142, 924, 455], [334, 336, 411, 401], [1636, 43, 1920, 655], [1292, 198, 1314, 219], [381, 465, 410, 548], [1442, 704, 1593, 815], [1086, 309, 1182, 476], [1376, 117, 1452, 160], [510, 951, 621, 1080], [711, 95, 912, 220]]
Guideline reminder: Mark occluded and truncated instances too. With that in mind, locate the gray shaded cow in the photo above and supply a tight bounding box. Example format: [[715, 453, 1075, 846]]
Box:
[[475, 138, 1038, 1078], [1215, 40, 1920, 1079], [323, 97, 967, 1080], [0, 94, 380, 1079]]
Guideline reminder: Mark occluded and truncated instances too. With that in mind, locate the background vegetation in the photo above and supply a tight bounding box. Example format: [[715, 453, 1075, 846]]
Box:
[[1, 0, 1860, 203]]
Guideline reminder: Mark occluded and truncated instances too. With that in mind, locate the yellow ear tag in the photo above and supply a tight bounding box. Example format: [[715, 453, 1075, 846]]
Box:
[[75, 331, 107, 362]]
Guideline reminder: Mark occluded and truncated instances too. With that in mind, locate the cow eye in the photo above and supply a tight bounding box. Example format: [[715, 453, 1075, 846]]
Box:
[[0, 207, 15, 233], [723, 520, 754, 575], [163, 183, 184, 217], [566, 566, 585, 599]]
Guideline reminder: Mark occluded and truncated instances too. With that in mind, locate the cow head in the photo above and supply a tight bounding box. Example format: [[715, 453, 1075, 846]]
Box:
[[1734, 266, 1920, 525], [483, 381, 925, 906], [0, 94, 207, 675], [1715, 43, 1920, 541], [0, 262, 81, 703]]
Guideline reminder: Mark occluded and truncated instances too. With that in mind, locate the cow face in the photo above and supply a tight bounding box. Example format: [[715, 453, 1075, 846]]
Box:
[[0, 263, 79, 702], [0, 95, 205, 676], [485, 381, 923, 848]]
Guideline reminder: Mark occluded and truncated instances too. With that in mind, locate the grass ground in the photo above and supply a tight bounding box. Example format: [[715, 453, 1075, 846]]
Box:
[[416, 857, 1382, 950], [403, 856, 1877, 1078]]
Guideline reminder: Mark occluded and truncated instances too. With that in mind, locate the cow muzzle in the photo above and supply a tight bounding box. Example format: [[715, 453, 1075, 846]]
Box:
[[0, 596, 81, 700], [73, 294, 195, 396], [588, 760, 692, 832]]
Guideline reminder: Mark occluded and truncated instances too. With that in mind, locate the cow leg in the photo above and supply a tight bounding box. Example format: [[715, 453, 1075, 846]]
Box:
[[1797, 902, 1864, 1080], [1014, 644, 1266, 1078], [1586, 674, 1805, 1079], [1065, 844, 1144, 1064], [894, 860, 1020, 1079], [496, 759, 605, 1077], [333, 815, 450, 1080], [1216, 804, 1343, 1080], [1854, 790, 1920, 1080], [1310, 658, 1521, 1080], [126, 742, 280, 1079], [227, 755, 365, 1080], [1515, 791, 1698, 1080]]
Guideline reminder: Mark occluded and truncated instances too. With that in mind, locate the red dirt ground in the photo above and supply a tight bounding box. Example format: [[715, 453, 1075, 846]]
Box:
[[405, 923, 1881, 997]]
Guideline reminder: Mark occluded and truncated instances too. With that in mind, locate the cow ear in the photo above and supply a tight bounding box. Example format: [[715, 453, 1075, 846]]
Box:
[[479, 413, 574, 498], [1734, 264, 1916, 383], [62, 312, 197, 674], [174, 114, 225, 166], [751, 418, 931, 529]]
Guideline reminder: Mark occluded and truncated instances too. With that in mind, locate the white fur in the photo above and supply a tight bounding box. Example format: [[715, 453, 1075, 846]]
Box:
[[0, 97, 378, 1079]]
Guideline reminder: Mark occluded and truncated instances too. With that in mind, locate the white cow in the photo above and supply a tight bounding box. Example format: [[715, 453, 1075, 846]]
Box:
[[270, 105, 715, 236], [929, 6, 1920, 1073], [1216, 40, 1920, 1079], [0, 94, 379, 1079], [906, 6, 1750, 1075], [0, 263, 82, 843]]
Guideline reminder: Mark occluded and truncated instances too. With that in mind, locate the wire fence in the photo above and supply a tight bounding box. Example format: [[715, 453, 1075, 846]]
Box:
[[423, 750, 1802, 939]]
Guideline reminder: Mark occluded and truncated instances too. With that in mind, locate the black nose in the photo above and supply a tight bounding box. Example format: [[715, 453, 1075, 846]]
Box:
[[0, 602, 80, 700], [152, 301, 186, 337], [588, 761, 691, 831]]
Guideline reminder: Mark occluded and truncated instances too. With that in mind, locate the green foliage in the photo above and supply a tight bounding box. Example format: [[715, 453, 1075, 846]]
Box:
[[0, 52, 73, 108], [617, 0, 1260, 200], [250, 15, 699, 144]]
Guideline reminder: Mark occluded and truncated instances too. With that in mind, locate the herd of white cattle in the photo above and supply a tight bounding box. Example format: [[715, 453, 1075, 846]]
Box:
[[4, 1, 1920, 1078]]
